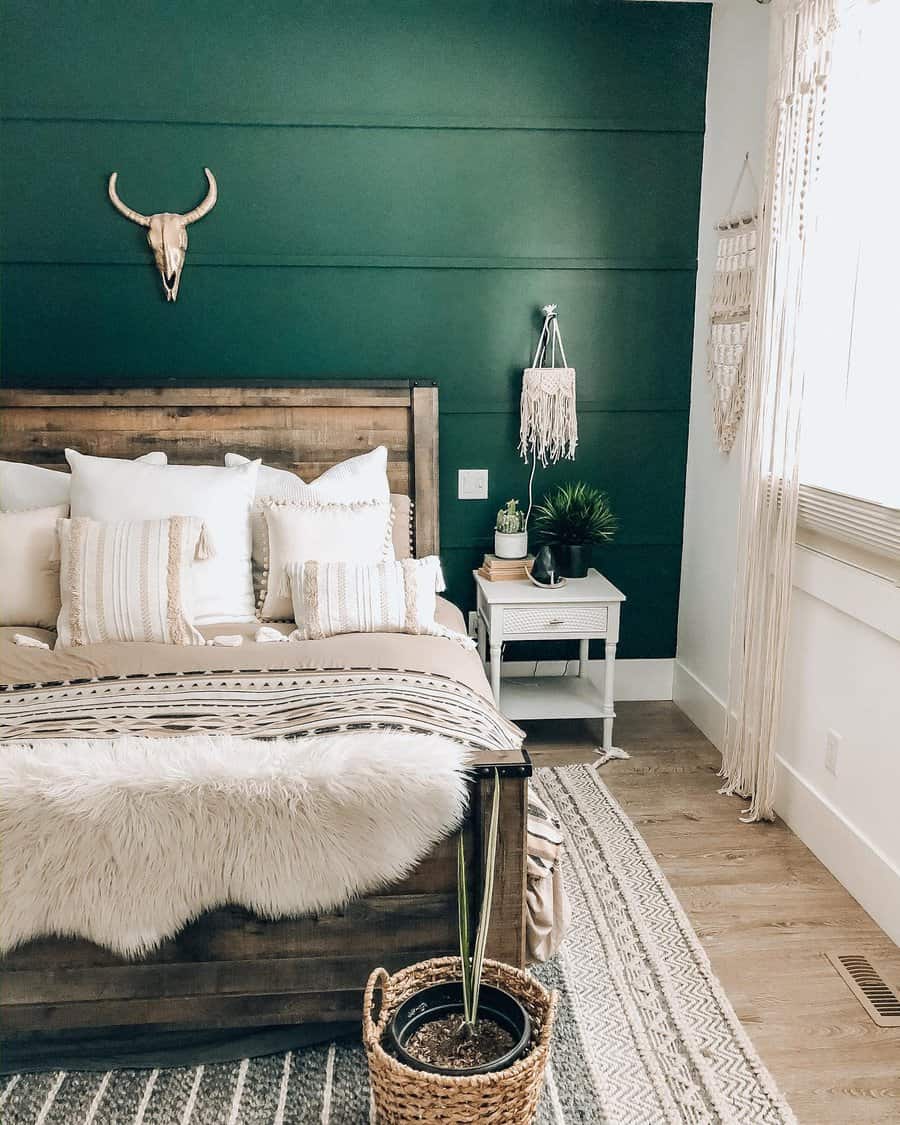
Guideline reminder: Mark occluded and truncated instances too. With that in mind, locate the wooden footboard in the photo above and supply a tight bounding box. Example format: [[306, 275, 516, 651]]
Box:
[[0, 754, 529, 1038]]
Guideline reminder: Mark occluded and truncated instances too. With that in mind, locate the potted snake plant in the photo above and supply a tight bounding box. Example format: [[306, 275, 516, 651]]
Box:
[[533, 481, 617, 578], [364, 771, 556, 1122]]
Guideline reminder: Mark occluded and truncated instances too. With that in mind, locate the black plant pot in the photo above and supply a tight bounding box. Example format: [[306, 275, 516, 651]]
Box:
[[387, 981, 532, 1076], [554, 543, 591, 578]]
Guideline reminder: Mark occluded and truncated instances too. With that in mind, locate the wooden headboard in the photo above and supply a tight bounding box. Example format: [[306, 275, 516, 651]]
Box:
[[0, 382, 440, 555]]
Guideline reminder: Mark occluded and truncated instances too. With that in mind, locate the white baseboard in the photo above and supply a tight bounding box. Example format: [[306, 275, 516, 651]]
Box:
[[672, 661, 727, 748], [775, 756, 900, 946], [500, 659, 674, 702]]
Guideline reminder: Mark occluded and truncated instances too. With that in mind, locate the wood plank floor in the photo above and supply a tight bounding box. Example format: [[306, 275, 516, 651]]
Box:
[[523, 702, 900, 1125]]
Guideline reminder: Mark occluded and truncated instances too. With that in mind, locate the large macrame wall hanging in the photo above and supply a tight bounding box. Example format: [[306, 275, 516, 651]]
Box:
[[708, 156, 759, 453]]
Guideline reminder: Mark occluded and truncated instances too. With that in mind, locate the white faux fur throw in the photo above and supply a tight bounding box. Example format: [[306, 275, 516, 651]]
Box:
[[0, 731, 469, 956]]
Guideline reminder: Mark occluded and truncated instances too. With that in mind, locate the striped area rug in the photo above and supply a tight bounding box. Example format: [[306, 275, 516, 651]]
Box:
[[1, 765, 796, 1124]]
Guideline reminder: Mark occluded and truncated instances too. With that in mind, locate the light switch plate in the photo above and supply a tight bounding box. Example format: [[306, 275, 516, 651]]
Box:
[[458, 469, 489, 500]]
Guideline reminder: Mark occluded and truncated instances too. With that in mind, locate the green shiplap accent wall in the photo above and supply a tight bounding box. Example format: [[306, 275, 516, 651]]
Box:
[[0, 0, 710, 658]]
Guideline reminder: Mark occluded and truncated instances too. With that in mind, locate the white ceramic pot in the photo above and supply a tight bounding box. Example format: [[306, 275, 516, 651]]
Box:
[[494, 531, 528, 559]]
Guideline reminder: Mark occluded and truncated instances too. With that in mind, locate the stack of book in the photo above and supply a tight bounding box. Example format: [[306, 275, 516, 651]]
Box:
[[477, 554, 533, 582]]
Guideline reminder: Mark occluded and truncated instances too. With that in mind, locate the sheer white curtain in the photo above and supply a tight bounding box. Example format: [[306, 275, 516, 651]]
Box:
[[720, 0, 840, 821]]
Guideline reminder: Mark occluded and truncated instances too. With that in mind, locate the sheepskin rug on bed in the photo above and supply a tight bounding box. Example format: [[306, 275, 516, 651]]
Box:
[[0, 732, 469, 956]]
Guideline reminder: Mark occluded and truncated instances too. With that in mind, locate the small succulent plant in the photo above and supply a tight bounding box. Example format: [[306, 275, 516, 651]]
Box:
[[495, 499, 526, 534]]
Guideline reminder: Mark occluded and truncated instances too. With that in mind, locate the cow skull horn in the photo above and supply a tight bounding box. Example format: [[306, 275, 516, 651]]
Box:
[[106, 168, 218, 302], [107, 173, 151, 227], [179, 168, 218, 225]]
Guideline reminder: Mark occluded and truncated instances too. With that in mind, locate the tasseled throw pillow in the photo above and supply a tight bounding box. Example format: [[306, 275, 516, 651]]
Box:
[[285, 557, 475, 648], [260, 499, 394, 621], [225, 446, 393, 576], [56, 516, 207, 647]]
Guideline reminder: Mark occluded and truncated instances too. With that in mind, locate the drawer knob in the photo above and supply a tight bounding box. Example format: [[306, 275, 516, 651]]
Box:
[[548, 618, 565, 625]]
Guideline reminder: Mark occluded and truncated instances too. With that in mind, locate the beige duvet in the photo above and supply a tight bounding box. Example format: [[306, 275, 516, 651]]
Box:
[[1, 599, 486, 694]]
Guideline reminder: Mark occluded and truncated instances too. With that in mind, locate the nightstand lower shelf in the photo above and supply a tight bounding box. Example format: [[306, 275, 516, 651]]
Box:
[[496, 675, 614, 722]]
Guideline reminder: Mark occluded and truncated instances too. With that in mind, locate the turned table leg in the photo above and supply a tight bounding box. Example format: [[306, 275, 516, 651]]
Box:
[[490, 643, 502, 706], [603, 640, 616, 752]]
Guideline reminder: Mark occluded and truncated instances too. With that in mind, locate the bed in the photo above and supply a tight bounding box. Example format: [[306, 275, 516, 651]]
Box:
[[0, 382, 531, 1044]]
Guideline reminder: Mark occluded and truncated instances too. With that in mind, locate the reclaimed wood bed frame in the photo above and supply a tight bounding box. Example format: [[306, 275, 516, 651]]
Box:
[[0, 382, 530, 1045]]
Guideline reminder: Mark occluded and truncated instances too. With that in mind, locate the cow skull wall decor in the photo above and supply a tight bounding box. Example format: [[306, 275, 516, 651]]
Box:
[[107, 167, 218, 302]]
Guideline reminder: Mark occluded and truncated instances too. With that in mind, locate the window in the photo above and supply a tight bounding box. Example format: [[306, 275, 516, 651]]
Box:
[[799, 0, 899, 515]]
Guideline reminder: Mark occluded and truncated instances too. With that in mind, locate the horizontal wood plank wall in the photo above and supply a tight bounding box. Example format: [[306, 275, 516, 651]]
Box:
[[0, 0, 711, 657]]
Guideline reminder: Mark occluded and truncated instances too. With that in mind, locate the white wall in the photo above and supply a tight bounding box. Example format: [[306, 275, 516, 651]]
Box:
[[775, 553, 900, 943], [674, 0, 770, 736], [674, 0, 900, 944]]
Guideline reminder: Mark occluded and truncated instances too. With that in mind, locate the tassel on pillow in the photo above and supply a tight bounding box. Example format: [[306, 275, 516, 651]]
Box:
[[195, 523, 215, 561], [49, 521, 64, 565], [276, 565, 293, 601], [255, 625, 293, 644], [13, 633, 51, 650]]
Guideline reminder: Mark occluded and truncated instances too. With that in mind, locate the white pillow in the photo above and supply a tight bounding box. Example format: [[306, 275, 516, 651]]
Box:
[[66, 450, 259, 624], [0, 453, 167, 512], [56, 516, 205, 647], [225, 446, 390, 505], [226, 446, 391, 573], [260, 499, 394, 621], [0, 505, 68, 628], [286, 557, 474, 648]]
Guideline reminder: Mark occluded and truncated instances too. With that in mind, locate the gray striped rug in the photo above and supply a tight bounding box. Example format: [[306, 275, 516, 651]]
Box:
[[1, 765, 796, 1124]]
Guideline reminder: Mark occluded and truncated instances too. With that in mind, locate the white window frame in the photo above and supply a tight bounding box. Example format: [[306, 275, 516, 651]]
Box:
[[796, 485, 900, 584]]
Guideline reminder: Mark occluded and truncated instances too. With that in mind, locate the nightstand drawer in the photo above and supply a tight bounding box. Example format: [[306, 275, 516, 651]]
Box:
[[502, 605, 608, 636]]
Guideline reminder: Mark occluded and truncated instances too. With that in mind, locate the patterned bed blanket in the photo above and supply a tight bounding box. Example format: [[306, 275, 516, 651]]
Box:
[[0, 667, 523, 749]]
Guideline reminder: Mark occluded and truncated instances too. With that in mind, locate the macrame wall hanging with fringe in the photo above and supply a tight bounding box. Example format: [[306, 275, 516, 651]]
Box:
[[520, 305, 577, 466], [519, 304, 578, 521], [708, 155, 759, 453]]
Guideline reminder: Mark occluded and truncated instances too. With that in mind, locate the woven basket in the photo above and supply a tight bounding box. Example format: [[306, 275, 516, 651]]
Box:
[[364, 956, 557, 1125]]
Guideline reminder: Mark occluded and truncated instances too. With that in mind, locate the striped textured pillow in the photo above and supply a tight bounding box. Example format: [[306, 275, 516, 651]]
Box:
[[56, 517, 206, 647], [286, 557, 475, 648]]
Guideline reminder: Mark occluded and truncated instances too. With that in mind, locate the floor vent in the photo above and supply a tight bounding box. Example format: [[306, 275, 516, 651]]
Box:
[[827, 953, 900, 1027]]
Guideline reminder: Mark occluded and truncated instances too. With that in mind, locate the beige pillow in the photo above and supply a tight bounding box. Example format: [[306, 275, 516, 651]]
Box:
[[0, 505, 68, 628], [286, 557, 474, 648], [56, 516, 205, 647], [260, 499, 394, 621]]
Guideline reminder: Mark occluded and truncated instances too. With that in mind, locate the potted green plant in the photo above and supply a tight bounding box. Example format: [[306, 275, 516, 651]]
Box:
[[364, 771, 556, 1123], [533, 481, 616, 578], [494, 499, 528, 560]]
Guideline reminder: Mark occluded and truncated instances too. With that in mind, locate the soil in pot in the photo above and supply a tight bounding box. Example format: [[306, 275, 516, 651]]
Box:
[[387, 981, 532, 1075], [405, 1014, 516, 1071]]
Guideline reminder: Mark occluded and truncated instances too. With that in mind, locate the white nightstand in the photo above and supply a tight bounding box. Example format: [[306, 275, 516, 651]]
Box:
[[474, 567, 626, 755]]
